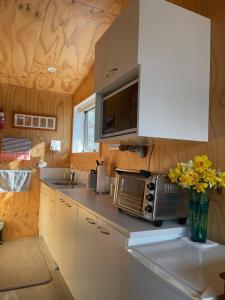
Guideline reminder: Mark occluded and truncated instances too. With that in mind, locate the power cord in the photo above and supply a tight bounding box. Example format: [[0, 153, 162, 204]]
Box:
[[147, 144, 155, 171]]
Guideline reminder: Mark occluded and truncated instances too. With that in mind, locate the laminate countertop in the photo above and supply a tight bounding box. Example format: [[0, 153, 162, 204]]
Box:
[[125, 239, 225, 300], [41, 179, 187, 245]]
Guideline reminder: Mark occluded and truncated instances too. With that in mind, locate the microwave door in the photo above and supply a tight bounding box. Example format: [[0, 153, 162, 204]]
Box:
[[102, 80, 138, 138], [117, 175, 145, 214]]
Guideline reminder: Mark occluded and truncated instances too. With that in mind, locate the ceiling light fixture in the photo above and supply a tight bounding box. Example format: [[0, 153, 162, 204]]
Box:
[[48, 67, 57, 73]]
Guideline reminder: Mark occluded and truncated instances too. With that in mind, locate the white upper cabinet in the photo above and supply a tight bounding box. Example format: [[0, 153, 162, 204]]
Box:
[[95, 0, 139, 91], [94, 0, 211, 142]]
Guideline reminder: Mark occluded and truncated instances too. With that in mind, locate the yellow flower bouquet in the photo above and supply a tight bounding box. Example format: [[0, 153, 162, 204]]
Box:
[[169, 155, 225, 243], [169, 155, 225, 193]]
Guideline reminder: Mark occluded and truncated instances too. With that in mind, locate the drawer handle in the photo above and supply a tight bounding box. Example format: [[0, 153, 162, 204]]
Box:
[[60, 199, 65, 203], [105, 68, 119, 78], [86, 217, 96, 225], [98, 226, 110, 235], [66, 203, 72, 207]]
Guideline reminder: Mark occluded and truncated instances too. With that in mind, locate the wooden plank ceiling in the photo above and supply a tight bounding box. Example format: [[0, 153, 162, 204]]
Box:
[[0, 0, 128, 95]]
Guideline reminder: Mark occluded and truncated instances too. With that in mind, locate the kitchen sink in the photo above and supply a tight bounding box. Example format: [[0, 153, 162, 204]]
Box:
[[53, 181, 75, 185], [51, 181, 78, 188]]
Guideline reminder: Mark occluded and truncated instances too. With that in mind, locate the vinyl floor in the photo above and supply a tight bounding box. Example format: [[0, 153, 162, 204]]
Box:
[[0, 237, 74, 300]]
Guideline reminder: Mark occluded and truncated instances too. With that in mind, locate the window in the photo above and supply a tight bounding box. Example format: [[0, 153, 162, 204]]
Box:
[[72, 94, 99, 153]]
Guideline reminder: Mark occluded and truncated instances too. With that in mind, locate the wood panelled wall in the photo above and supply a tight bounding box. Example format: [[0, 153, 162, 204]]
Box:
[[0, 84, 72, 239], [71, 0, 225, 245]]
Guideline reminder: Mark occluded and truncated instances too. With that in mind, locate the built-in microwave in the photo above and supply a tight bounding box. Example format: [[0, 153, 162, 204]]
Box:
[[101, 79, 138, 138]]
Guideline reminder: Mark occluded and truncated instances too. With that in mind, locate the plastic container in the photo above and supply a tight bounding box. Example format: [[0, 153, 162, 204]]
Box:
[[96, 161, 107, 194], [110, 183, 115, 198], [87, 173, 97, 191]]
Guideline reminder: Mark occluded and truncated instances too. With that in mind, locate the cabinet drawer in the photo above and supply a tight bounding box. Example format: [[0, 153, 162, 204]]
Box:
[[79, 207, 97, 226]]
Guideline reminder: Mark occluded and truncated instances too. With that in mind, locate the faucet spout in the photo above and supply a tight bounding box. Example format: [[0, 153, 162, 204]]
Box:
[[70, 171, 76, 186]]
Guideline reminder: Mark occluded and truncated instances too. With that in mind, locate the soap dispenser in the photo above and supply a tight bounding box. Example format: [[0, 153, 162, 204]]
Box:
[[96, 160, 107, 194]]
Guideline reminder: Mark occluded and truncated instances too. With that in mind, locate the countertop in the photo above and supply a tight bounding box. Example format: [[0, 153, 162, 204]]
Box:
[[41, 179, 187, 243], [126, 239, 225, 299]]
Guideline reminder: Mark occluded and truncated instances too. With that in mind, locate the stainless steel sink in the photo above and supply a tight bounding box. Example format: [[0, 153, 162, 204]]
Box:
[[52, 181, 71, 185], [51, 181, 77, 188]]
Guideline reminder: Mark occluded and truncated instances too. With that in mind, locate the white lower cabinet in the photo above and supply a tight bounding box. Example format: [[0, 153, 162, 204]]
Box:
[[93, 219, 127, 300], [39, 185, 127, 300], [55, 194, 78, 297], [75, 208, 97, 300], [39, 184, 56, 257], [75, 207, 127, 300], [39, 188, 48, 239]]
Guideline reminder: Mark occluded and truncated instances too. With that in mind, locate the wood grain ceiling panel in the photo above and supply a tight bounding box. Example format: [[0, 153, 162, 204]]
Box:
[[0, 0, 127, 94], [0, 0, 49, 85], [29, 0, 116, 94], [78, 0, 129, 15]]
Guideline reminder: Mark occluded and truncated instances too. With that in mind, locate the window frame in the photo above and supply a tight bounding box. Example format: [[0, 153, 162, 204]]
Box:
[[72, 94, 99, 154]]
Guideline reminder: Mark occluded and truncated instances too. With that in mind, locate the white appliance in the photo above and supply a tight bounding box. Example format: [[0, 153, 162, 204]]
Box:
[[123, 239, 225, 300]]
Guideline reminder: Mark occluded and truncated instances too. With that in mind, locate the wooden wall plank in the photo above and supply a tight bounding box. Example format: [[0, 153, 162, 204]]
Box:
[[0, 83, 72, 239], [71, 0, 225, 245]]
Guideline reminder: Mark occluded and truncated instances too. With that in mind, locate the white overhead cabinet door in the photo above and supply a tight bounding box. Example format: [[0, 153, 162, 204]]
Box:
[[95, 0, 139, 92], [138, 0, 211, 142]]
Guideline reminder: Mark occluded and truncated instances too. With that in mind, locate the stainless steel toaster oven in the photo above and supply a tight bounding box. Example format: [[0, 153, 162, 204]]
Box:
[[113, 168, 190, 227]]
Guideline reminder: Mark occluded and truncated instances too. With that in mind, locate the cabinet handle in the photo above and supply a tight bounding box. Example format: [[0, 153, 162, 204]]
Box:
[[66, 203, 72, 207], [86, 217, 96, 225], [60, 199, 65, 203], [98, 226, 110, 235], [105, 68, 119, 78]]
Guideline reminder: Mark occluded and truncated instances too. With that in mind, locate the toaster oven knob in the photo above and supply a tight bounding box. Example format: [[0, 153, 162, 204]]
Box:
[[147, 183, 155, 190], [145, 205, 153, 213], [146, 194, 154, 201]]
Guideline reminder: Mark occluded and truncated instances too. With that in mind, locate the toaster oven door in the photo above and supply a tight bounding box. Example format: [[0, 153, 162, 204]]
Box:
[[114, 174, 146, 216]]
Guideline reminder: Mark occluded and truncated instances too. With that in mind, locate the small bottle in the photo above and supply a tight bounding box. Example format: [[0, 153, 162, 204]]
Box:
[[96, 161, 107, 194]]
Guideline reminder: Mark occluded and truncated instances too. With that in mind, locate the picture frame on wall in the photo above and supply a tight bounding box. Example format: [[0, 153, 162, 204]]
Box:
[[13, 113, 57, 131]]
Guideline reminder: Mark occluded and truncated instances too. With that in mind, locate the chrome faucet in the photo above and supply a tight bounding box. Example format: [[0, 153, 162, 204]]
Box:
[[70, 171, 76, 186]]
